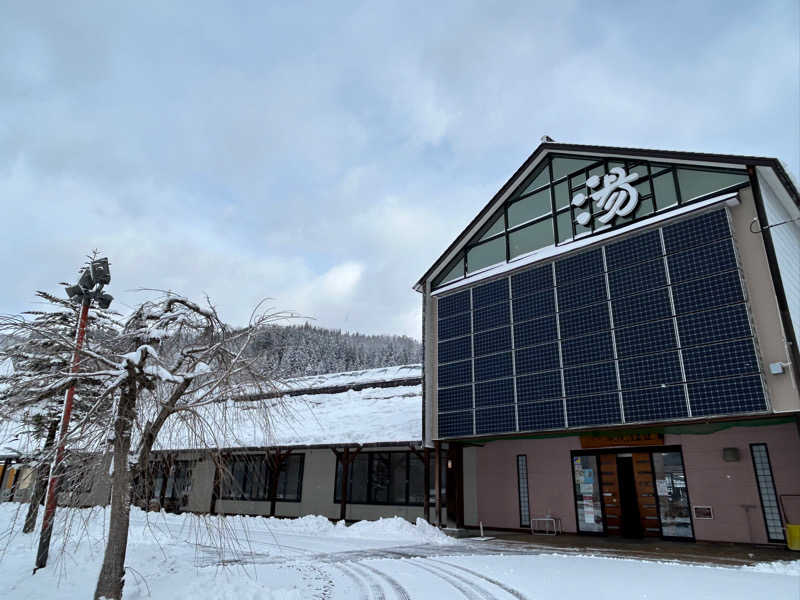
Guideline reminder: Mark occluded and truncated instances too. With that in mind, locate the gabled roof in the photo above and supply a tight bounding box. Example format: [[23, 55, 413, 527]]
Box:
[[414, 142, 800, 291]]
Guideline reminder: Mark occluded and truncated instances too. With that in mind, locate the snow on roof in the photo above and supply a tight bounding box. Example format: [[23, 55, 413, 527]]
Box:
[[247, 364, 421, 397], [154, 369, 423, 452], [1, 366, 424, 457]]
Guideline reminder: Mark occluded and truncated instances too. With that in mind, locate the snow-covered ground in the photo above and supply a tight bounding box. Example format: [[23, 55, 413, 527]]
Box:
[[0, 504, 797, 600]]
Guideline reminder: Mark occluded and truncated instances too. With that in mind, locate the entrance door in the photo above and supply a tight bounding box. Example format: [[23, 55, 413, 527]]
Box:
[[617, 456, 643, 537], [595, 451, 658, 538]]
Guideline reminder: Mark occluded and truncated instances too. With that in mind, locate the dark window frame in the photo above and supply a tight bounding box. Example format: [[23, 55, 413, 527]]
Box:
[[750, 443, 785, 543], [333, 450, 446, 507], [221, 453, 305, 503]]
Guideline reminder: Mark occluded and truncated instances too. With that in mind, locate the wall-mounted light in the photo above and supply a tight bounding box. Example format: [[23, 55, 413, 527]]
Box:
[[722, 447, 740, 462], [769, 361, 790, 375]]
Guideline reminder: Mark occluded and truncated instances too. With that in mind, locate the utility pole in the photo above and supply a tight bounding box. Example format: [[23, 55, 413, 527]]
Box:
[[35, 257, 112, 571]]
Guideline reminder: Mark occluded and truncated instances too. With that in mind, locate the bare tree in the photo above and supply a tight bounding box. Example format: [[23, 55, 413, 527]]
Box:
[[1, 288, 290, 599], [90, 294, 285, 600]]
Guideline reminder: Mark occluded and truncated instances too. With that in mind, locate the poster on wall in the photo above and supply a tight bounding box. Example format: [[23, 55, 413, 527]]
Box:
[[656, 480, 669, 496], [580, 483, 594, 495]]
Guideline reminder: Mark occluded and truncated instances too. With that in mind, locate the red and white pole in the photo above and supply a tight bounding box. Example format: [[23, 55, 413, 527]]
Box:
[[35, 296, 91, 570]]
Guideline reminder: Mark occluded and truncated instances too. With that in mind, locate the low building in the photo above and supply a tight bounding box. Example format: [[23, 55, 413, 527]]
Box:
[[415, 142, 800, 544], [140, 364, 451, 523]]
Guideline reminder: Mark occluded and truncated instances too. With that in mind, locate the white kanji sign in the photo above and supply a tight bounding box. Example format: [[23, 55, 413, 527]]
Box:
[[571, 167, 641, 226]]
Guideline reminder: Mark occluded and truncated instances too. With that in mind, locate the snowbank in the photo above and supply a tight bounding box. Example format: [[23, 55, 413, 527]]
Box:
[[206, 512, 457, 546]]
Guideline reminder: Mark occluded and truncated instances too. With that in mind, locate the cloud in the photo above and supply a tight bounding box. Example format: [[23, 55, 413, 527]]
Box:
[[0, 1, 797, 340]]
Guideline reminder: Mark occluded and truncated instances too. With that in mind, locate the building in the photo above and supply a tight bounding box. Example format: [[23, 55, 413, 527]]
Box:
[[3, 365, 451, 524], [415, 142, 800, 544]]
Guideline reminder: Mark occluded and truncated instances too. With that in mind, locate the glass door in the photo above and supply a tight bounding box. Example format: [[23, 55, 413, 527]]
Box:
[[572, 455, 603, 533], [652, 451, 693, 538]]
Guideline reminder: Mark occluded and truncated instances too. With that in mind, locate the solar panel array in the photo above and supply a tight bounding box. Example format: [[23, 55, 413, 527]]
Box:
[[435, 208, 767, 438]]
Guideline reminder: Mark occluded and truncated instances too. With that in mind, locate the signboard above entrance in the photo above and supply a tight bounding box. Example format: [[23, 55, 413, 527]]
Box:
[[580, 432, 664, 449]]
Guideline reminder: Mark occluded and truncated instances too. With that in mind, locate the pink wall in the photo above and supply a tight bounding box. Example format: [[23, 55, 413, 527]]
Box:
[[472, 420, 799, 542], [668, 421, 800, 544], [475, 436, 580, 531]]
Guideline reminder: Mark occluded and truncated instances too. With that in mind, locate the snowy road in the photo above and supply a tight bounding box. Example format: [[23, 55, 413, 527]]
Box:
[[0, 505, 797, 599]]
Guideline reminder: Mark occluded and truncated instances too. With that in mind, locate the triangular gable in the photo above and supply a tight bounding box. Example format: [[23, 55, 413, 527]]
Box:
[[425, 146, 762, 290]]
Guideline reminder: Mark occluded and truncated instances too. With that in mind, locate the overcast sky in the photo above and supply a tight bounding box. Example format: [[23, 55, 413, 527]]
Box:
[[1, 1, 798, 339]]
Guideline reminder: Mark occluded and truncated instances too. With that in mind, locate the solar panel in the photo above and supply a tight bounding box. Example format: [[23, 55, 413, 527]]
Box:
[[561, 331, 614, 367], [475, 377, 514, 407], [566, 392, 622, 427], [438, 311, 471, 340], [435, 204, 765, 438], [437, 290, 470, 318], [438, 335, 471, 364], [514, 316, 558, 349], [555, 248, 604, 285], [605, 229, 663, 271], [518, 399, 565, 431], [513, 288, 556, 321], [677, 304, 751, 347], [475, 405, 516, 434], [559, 302, 611, 338], [622, 385, 688, 422], [438, 385, 473, 412], [438, 360, 472, 388], [515, 342, 560, 374], [557, 275, 607, 310], [564, 361, 618, 397], [615, 319, 676, 358], [474, 326, 512, 357], [438, 410, 474, 437], [474, 351, 513, 381], [667, 239, 737, 283], [516, 370, 562, 402], [472, 278, 510, 308], [611, 287, 672, 327], [618, 351, 683, 389], [682, 339, 760, 381], [662, 209, 730, 254], [688, 375, 766, 416], [672, 270, 744, 314], [607, 257, 667, 298], [473, 302, 511, 332], [511, 264, 553, 298]]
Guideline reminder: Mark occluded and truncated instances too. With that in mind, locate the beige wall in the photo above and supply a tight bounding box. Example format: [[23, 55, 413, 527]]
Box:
[[730, 189, 799, 413], [206, 446, 436, 523]]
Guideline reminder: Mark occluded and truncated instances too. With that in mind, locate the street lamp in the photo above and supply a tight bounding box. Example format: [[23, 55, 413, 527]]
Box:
[[35, 258, 113, 570]]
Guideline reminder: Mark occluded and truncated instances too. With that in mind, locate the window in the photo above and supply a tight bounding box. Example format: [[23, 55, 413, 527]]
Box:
[[751, 444, 784, 542], [652, 451, 693, 538], [164, 460, 194, 503], [222, 454, 304, 502], [434, 155, 751, 290], [334, 451, 444, 506], [517, 455, 530, 528]]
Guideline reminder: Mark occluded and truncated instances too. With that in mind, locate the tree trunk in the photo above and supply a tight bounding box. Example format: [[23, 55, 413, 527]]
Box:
[[24, 421, 59, 533], [94, 380, 136, 600], [132, 379, 191, 511]]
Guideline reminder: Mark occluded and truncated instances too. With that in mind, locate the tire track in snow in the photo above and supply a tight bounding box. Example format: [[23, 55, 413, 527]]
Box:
[[406, 560, 496, 600], [346, 563, 387, 600], [428, 558, 530, 600], [353, 562, 411, 600], [333, 563, 375, 600]]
